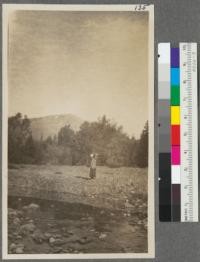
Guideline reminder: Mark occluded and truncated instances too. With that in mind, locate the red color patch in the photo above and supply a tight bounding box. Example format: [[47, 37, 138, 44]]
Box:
[[171, 125, 180, 145]]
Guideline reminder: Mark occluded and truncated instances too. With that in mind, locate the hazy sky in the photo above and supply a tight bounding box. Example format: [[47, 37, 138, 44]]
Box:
[[8, 10, 149, 138]]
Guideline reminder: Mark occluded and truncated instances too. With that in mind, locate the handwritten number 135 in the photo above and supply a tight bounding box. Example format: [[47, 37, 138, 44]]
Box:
[[134, 5, 148, 11]]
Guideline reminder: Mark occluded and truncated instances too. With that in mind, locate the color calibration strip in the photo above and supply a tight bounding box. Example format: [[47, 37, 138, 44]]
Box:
[[158, 43, 198, 222], [171, 48, 181, 221]]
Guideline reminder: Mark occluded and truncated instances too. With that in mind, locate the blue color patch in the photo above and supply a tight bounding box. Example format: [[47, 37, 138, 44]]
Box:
[[171, 68, 180, 86]]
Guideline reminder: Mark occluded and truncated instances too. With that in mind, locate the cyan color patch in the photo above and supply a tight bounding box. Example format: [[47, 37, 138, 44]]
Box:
[[171, 68, 180, 86]]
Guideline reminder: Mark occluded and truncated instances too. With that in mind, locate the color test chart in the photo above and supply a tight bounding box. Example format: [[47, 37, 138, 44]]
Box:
[[158, 43, 198, 222]]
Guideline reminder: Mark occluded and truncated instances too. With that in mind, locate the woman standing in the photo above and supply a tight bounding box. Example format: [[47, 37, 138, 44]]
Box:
[[89, 154, 96, 179]]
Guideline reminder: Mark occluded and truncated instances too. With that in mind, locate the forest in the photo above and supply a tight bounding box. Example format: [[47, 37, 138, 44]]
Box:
[[8, 113, 148, 168]]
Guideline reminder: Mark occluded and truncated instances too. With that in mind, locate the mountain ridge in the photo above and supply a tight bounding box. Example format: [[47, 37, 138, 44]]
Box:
[[30, 113, 84, 140]]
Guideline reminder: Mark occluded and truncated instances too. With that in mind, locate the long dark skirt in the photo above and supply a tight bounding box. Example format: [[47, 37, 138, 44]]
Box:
[[89, 168, 96, 179]]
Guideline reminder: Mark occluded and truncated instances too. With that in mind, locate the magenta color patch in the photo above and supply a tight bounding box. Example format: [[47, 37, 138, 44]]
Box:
[[171, 146, 180, 165]]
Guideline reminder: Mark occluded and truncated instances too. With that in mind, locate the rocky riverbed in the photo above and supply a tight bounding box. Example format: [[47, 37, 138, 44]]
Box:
[[8, 196, 147, 254]]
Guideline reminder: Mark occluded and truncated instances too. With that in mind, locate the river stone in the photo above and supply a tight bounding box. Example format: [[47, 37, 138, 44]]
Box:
[[53, 239, 66, 246], [15, 244, 24, 254], [77, 237, 92, 245], [99, 233, 107, 239], [54, 234, 62, 238], [15, 247, 24, 254], [67, 230, 74, 235], [8, 208, 18, 217], [53, 247, 63, 253], [9, 243, 17, 252], [49, 237, 56, 244], [20, 223, 36, 235], [17, 210, 24, 217], [13, 217, 21, 225], [28, 203, 40, 210], [44, 233, 51, 240], [32, 230, 44, 244]]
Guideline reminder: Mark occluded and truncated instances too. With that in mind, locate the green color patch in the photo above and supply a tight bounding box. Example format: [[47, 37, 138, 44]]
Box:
[[171, 86, 180, 105]]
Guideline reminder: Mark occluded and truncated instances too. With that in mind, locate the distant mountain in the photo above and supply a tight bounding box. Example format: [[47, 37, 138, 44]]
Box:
[[30, 114, 84, 140]]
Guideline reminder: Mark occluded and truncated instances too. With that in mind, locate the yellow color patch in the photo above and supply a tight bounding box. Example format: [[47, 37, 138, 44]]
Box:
[[171, 106, 180, 125]]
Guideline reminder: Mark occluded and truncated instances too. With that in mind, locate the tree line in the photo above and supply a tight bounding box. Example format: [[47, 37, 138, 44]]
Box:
[[8, 113, 148, 168]]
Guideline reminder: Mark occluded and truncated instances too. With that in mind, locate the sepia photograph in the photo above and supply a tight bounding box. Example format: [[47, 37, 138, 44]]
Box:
[[2, 4, 154, 259]]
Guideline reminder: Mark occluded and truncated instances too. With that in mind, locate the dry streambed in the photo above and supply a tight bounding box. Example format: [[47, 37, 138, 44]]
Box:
[[8, 165, 148, 254], [8, 196, 147, 254]]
